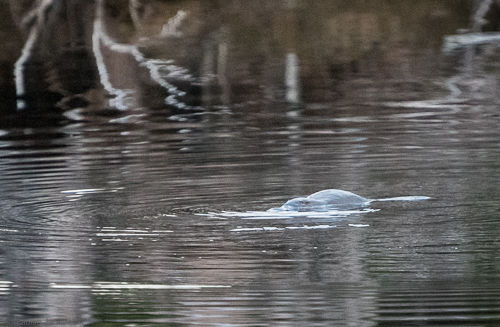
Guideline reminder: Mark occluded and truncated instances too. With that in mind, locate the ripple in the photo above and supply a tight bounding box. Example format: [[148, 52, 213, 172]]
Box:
[[374, 286, 500, 325]]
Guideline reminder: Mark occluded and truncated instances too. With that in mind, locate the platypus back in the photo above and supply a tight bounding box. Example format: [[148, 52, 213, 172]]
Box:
[[274, 189, 370, 211]]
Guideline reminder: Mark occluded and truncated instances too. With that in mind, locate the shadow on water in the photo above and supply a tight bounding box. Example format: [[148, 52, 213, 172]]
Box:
[[2, 0, 500, 326]]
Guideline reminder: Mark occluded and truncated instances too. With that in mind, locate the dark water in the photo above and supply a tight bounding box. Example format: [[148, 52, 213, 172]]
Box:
[[2, 0, 500, 326]]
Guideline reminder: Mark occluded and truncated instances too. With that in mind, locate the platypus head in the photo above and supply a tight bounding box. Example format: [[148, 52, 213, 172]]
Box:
[[280, 197, 326, 212]]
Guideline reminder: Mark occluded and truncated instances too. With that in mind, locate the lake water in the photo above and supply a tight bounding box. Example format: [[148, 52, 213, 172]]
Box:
[[2, 0, 500, 326]]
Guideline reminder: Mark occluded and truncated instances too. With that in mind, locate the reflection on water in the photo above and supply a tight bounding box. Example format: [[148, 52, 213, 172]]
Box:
[[2, 0, 500, 326]]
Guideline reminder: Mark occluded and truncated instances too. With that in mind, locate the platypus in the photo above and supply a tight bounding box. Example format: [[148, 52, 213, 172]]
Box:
[[271, 189, 430, 212]]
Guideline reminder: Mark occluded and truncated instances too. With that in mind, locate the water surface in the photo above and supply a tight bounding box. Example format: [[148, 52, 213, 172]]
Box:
[[1, 0, 500, 326]]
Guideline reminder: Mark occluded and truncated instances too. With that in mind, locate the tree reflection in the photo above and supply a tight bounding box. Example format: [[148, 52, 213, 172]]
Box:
[[2, 0, 474, 123]]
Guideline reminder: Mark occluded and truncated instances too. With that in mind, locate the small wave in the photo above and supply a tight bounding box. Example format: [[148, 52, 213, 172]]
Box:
[[203, 208, 377, 220], [348, 224, 370, 228], [0, 281, 13, 295], [231, 225, 336, 232], [61, 187, 124, 201], [94, 227, 173, 242], [376, 196, 431, 202]]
